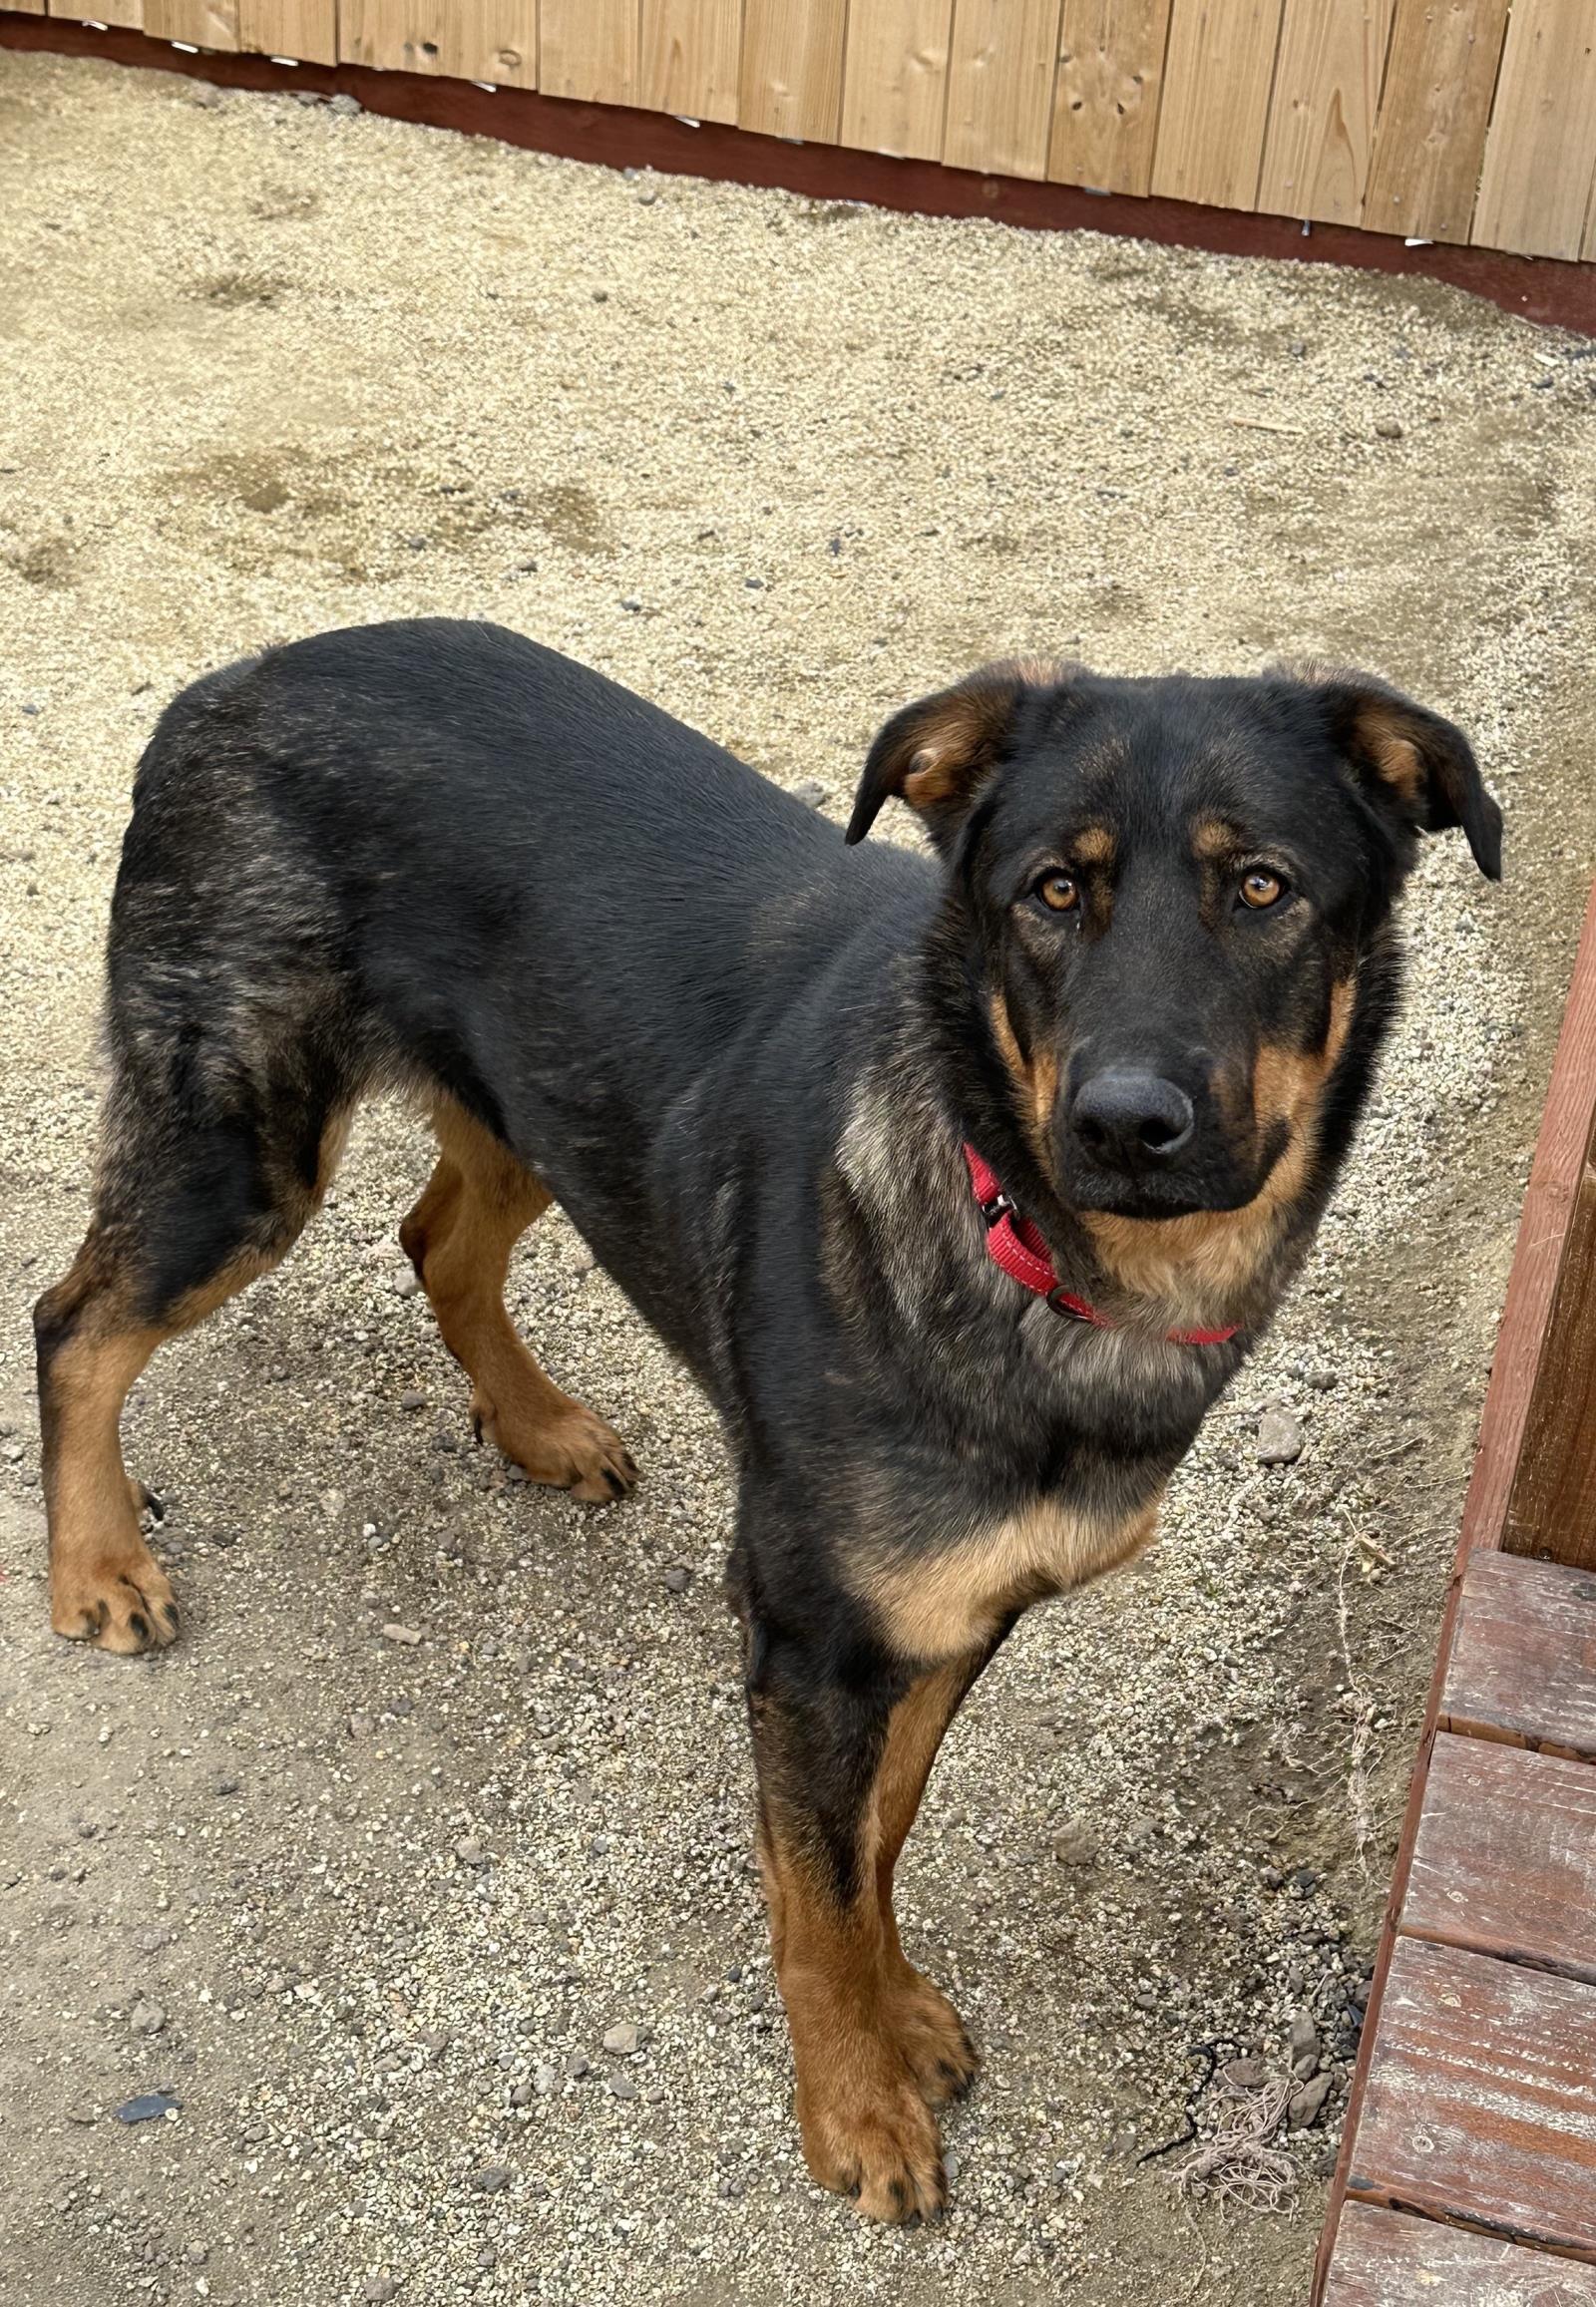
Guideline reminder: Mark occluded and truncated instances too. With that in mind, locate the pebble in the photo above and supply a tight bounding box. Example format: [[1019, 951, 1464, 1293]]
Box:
[[399, 1388, 428, 1411], [470, 2165, 511, 2193], [789, 779, 827, 808], [1256, 1406, 1305, 1465], [1222, 2056, 1269, 2090], [1288, 2072, 1335, 2129], [1289, 2008, 1321, 2078], [381, 1623, 424, 1646], [601, 2021, 644, 2056], [1375, 417, 1404, 439], [1050, 1822, 1099, 1868], [363, 2278, 396, 2303], [130, 1999, 167, 2037], [609, 2074, 637, 2100], [115, 2093, 180, 2123], [662, 1564, 691, 1594], [455, 1837, 487, 1868], [328, 92, 362, 117]]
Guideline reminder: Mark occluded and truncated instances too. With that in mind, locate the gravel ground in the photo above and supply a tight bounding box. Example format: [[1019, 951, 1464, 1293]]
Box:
[[4, 50, 1596, 2307]]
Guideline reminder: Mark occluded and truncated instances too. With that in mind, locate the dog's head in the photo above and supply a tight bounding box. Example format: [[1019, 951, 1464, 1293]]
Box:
[[847, 659, 1499, 1231]]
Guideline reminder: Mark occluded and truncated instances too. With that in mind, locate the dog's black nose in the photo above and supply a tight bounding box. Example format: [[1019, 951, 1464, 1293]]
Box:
[[1070, 1069, 1195, 1168]]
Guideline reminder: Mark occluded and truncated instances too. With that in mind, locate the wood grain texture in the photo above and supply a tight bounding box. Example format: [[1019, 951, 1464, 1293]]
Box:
[[1406, 1732, 1596, 1985], [1148, 0, 1285, 208], [1258, 0, 1394, 225], [1362, 0, 1511, 243], [840, 0, 956, 161], [338, 1, 536, 86], [11, 0, 49, 16], [640, 0, 740, 123], [1461, 884, 1596, 1560], [238, 0, 332, 63], [1506, 1151, 1596, 1567], [944, 0, 1061, 179], [1324, 2201, 1596, 2306], [1349, 1938, 1596, 2257], [1472, 0, 1596, 261], [739, 0, 849, 141], [46, 0, 145, 20], [1442, 1550, 1596, 1762], [143, 0, 237, 45], [541, 0, 636, 105], [1049, 0, 1171, 193]]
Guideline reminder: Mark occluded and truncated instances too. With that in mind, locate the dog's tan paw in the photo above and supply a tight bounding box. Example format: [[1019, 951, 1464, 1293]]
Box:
[[798, 2055, 948, 2224], [892, 1970, 980, 2108], [52, 1541, 179, 1655], [471, 1388, 637, 1502]]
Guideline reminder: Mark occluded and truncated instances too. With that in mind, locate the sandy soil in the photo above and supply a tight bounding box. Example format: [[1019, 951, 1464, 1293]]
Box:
[[3, 49, 1596, 2307]]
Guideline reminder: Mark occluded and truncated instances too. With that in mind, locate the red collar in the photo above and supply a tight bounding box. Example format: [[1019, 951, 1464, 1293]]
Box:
[[963, 1143, 1239, 1346]]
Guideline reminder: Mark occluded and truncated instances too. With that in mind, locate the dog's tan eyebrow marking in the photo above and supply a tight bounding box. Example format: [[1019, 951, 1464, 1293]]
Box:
[[1070, 826, 1115, 865], [1191, 818, 1243, 862]]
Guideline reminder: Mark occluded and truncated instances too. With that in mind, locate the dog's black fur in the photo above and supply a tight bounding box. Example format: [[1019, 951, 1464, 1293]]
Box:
[[35, 619, 1499, 2221]]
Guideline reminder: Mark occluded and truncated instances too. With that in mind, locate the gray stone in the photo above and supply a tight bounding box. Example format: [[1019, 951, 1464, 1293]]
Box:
[[1050, 1823, 1098, 1868], [1288, 2008, 1321, 2078], [469, 2165, 510, 2194], [130, 2000, 167, 2037], [1256, 1407, 1305, 1465], [328, 93, 362, 118], [1287, 2072, 1335, 2130], [601, 2021, 644, 2057], [662, 1565, 691, 1594], [1222, 2056, 1269, 2091]]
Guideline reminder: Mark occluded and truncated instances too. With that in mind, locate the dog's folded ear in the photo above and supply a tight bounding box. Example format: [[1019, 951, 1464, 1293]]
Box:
[[845, 658, 1081, 850], [1275, 661, 1502, 881]]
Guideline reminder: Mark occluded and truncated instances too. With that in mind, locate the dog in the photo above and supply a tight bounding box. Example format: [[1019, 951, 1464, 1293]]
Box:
[[34, 620, 1500, 2220]]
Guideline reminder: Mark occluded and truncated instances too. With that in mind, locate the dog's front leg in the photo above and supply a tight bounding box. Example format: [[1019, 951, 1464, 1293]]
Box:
[[745, 1627, 988, 2221]]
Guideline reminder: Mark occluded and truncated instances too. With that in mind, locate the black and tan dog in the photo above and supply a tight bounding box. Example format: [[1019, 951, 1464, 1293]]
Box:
[[35, 621, 1499, 2219]]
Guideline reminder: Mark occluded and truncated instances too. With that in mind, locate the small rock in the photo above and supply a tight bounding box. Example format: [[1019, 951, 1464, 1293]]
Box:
[[1222, 2056, 1269, 2091], [469, 2165, 510, 2194], [570, 1243, 596, 1277], [393, 1272, 420, 1299], [130, 2000, 167, 2037], [1050, 1823, 1098, 1868], [790, 779, 827, 808], [1288, 2008, 1321, 2078], [609, 2074, 637, 2101], [1375, 418, 1404, 440], [211, 1773, 239, 1796], [363, 2277, 396, 2303], [455, 1837, 487, 1868], [399, 1389, 428, 1412], [328, 92, 362, 117], [1256, 1407, 1305, 1465], [115, 2093, 180, 2123], [601, 2021, 644, 2057], [564, 2051, 589, 2080], [509, 2081, 534, 2107], [1288, 2072, 1335, 2130], [1260, 1864, 1284, 1889], [381, 1623, 424, 1646], [662, 1564, 691, 1595]]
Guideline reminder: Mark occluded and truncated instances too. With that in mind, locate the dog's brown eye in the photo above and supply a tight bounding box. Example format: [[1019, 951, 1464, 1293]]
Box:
[[1240, 870, 1286, 910], [1035, 872, 1079, 913]]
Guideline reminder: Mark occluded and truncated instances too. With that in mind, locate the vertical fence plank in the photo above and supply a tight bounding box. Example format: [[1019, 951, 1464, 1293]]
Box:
[[1049, 0, 1172, 193], [541, 0, 638, 105], [839, 0, 956, 161], [1362, 0, 1510, 242], [943, 0, 1061, 179], [1472, 0, 1596, 261], [1148, 0, 1284, 207], [1258, 0, 1394, 224], [238, 0, 335, 63], [739, 0, 849, 141], [338, 2, 537, 86], [639, 0, 740, 122], [144, 0, 238, 46], [48, 2, 145, 23]]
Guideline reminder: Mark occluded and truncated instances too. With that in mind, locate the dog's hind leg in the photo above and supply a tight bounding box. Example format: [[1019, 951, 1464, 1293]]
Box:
[[35, 1072, 348, 1655], [400, 1099, 636, 1502]]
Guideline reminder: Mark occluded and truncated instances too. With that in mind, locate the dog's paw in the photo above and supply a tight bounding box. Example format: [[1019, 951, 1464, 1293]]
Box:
[[471, 1388, 637, 1503], [892, 1970, 981, 2108], [798, 2056, 948, 2223], [52, 1541, 179, 1655]]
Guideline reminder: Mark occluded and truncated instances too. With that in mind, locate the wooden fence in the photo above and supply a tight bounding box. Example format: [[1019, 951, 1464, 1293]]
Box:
[[12, 2, 1596, 263]]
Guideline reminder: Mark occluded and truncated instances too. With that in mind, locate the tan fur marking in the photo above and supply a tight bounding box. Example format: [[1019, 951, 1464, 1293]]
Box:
[[990, 992, 1063, 1165], [1072, 825, 1114, 865], [1365, 724, 1424, 803], [1084, 975, 1357, 1314], [861, 1497, 1161, 1664], [401, 1101, 635, 1502], [762, 1662, 980, 2221], [1192, 818, 1241, 862]]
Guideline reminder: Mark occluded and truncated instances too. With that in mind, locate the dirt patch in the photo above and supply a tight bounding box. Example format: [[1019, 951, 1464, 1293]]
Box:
[[2, 47, 1595, 2307]]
